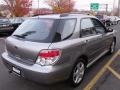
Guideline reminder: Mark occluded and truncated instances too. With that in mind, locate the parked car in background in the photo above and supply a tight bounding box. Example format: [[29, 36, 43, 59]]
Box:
[[95, 14, 105, 24], [0, 18, 14, 35], [95, 15, 112, 27], [9, 17, 25, 31], [1, 14, 116, 87], [109, 16, 120, 25], [103, 16, 112, 27]]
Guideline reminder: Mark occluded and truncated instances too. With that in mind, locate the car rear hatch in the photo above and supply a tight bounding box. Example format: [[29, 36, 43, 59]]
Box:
[[6, 37, 51, 65], [5, 19, 58, 65], [5, 18, 77, 65]]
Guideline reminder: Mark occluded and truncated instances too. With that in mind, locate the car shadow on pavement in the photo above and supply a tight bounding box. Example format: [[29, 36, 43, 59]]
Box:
[[11, 75, 74, 90]]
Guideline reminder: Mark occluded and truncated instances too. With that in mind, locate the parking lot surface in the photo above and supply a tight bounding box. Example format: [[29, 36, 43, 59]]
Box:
[[84, 50, 120, 90], [0, 25, 120, 90]]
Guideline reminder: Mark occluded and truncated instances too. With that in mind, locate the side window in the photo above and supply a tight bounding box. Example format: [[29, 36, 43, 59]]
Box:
[[81, 18, 96, 37], [91, 18, 106, 34], [57, 19, 76, 40]]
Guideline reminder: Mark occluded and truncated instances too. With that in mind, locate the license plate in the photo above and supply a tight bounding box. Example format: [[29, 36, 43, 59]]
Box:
[[12, 67, 21, 75]]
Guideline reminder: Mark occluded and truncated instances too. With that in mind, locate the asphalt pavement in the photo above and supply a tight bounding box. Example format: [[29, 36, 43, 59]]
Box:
[[84, 50, 120, 90], [0, 25, 120, 90]]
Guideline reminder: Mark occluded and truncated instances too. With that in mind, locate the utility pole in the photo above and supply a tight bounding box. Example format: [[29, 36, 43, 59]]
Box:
[[105, 4, 108, 15], [112, 0, 115, 15], [38, 0, 40, 15], [100, 4, 108, 15], [113, 0, 115, 10], [118, 0, 120, 16]]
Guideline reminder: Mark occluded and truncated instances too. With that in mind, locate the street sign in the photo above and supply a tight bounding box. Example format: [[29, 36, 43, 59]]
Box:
[[90, 3, 99, 11]]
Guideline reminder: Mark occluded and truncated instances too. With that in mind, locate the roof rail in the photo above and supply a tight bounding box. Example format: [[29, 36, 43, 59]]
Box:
[[60, 13, 69, 17], [70, 12, 83, 14], [60, 12, 89, 17]]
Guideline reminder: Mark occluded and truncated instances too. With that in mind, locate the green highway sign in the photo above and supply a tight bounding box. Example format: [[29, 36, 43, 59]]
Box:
[[90, 3, 99, 11]]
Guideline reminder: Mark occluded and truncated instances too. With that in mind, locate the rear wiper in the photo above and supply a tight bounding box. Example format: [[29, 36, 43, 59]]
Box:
[[13, 35, 25, 38]]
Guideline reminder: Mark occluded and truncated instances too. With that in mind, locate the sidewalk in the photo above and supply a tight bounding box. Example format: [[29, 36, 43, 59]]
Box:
[[84, 50, 120, 90]]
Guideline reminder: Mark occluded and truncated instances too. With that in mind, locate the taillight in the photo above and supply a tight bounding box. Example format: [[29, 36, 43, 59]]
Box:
[[36, 49, 61, 66]]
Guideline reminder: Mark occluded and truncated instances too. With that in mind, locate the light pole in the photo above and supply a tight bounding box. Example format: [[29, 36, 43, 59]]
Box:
[[113, 0, 115, 10], [38, 0, 39, 14], [106, 4, 108, 15], [118, 0, 120, 16]]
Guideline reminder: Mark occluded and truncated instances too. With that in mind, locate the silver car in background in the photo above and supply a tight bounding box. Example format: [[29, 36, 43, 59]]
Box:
[[1, 14, 116, 87]]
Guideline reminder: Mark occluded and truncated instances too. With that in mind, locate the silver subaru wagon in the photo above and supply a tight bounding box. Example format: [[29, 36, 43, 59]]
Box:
[[1, 14, 116, 87]]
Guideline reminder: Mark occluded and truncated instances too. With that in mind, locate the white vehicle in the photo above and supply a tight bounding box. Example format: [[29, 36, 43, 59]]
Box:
[[109, 16, 120, 25]]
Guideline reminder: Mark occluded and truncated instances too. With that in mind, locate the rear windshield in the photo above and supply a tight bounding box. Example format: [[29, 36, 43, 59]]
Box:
[[12, 18, 76, 43]]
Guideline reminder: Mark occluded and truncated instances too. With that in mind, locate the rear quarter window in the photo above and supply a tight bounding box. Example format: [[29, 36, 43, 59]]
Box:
[[57, 19, 76, 40], [80, 18, 96, 37]]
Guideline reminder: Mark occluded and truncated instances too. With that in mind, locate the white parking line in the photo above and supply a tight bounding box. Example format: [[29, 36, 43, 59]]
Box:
[[84, 50, 120, 90]]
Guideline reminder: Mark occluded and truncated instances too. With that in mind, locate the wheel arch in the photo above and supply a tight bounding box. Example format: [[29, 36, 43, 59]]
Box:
[[77, 55, 88, 66]]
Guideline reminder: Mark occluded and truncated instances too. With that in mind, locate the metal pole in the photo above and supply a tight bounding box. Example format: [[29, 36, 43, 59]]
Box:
[[38, 0, 39, 15], [112, 0, 115, 15], [113, 0, 115, 10], [69, 0, 70, 12], [118, 0, 120, 16], [105, 4, 108, 15]]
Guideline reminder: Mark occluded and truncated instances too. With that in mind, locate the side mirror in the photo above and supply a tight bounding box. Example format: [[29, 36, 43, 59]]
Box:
[[106, 28, 113, 32]]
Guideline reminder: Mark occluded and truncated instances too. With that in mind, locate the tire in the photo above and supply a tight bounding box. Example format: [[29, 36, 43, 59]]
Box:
[[108, 40, 115, 54], [69, 59, 86, 87]]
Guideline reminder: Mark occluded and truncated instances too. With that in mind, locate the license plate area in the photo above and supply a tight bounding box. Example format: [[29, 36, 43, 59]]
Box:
[[12, 67, 21, 75]]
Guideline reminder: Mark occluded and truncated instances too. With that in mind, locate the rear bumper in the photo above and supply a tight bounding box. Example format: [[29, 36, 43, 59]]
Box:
[[1, 52, 71, 84]]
